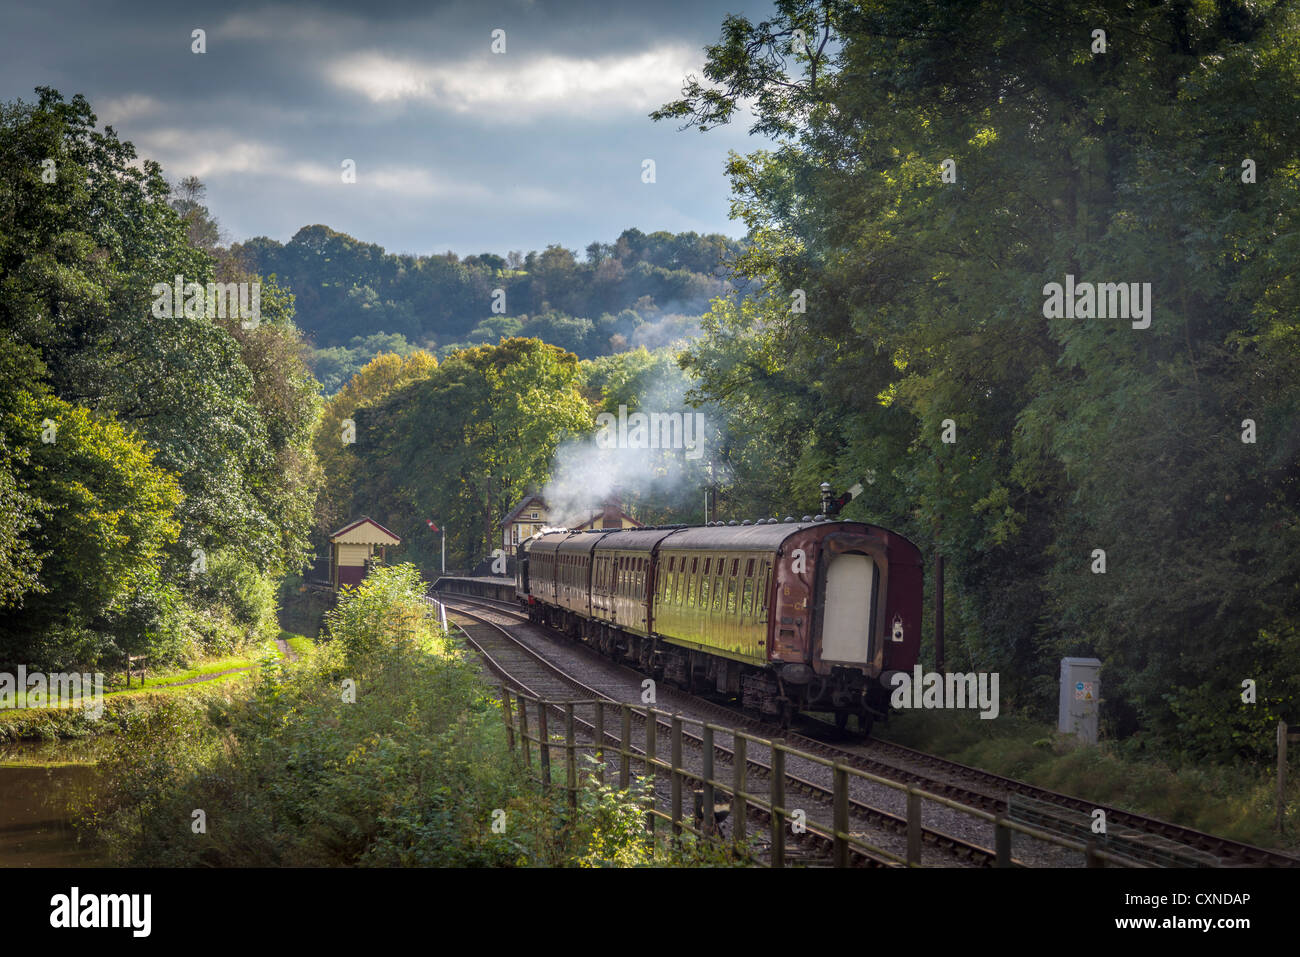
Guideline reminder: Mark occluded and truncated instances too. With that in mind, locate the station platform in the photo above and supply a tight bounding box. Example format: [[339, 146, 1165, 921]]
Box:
[[431, 575, 517, 603]]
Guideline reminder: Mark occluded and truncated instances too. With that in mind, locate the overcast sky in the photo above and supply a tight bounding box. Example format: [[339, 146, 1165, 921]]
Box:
[[0, 0, 774, 257]]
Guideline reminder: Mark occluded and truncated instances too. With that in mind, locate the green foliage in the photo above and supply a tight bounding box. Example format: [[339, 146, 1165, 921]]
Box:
[[323, 564, 441, 669], [234, 225, 742, 382], [335, 338, 592, 567], [311, 332, 423, 395], [664, 0, 1300, 758], [878, 708, 1298, 850], [0, 389, 182, 668], [75, 563, 757, 866], [0, 89, 323, 671]]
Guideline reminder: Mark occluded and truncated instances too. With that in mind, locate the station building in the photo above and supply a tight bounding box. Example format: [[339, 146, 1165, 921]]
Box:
[[329, 517, 401, 588]]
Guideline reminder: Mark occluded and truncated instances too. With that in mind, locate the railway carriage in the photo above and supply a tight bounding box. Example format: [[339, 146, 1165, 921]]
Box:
[[517, 518, 923, 731], [555, 531, 600, 618], [523, 533, 562, 607]]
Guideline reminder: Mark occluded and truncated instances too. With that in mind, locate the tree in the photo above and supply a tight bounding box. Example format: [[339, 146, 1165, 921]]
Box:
[[314, 350, 439, 543], [0, 388, 182, 669], [0, 89, 325, 669], [339, 339, 591, 567], [659, 0, 1300, 754]]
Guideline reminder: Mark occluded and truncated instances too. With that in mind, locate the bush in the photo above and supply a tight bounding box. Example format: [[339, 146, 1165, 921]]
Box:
[[79, 564, 760, 866]]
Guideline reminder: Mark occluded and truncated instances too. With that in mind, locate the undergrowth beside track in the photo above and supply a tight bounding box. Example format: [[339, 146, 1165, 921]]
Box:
[[874, 710, 1299, 852], [77, 564, 752, 867]]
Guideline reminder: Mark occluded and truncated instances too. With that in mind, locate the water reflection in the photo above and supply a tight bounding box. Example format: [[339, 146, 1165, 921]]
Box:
[[0, 745, 105, 867]]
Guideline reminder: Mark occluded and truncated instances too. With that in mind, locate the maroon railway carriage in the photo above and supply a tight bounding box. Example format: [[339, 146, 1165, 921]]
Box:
[[517, 519, 923, 730]]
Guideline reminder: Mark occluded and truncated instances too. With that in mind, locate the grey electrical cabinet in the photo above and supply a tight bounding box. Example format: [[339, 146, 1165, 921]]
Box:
[[1059, 657, 1102, 744]]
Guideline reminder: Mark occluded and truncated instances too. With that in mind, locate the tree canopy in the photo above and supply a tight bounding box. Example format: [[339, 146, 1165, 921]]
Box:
[[661, 0, 1300, 758], [0, 89, 322, 669]]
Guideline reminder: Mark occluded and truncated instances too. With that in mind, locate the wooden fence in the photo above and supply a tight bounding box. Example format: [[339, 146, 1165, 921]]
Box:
[[497, 687, 1139, 868]]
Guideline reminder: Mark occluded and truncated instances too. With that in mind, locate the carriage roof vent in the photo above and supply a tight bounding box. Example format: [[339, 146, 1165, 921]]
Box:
[[801, 515, 812, 522], [784, 516, 795, 523]]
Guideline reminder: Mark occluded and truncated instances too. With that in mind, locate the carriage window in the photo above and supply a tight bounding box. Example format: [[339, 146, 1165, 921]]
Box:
[[712, 576, 724, 611], [699, 574, 709, 609], [745, 558, 755, 577], [691, 557, 698, 574], [731, 558, 740, 577], [727, 577, 738, 615], [742, 577, 754, 616], [702, 558, 711, 575], [685, 572, 696, 607]]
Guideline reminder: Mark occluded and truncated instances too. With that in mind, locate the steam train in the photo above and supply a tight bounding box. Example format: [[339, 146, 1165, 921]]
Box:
[[515, 518, 923, 731]]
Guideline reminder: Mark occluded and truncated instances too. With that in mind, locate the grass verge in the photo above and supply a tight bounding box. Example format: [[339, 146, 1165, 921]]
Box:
[[875, 709, 1299, 851]]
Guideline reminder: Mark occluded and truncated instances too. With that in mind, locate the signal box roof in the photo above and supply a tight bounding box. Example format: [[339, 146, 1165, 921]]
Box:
[[329, 517, 402, 545]]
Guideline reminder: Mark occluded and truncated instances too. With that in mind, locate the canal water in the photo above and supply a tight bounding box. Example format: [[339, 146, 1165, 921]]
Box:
[[0, 745, 105, 867]]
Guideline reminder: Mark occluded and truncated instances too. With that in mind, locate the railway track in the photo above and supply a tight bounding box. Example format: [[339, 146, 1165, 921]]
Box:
[[433, 595, 1002, 867], [437, 589, 1299, 869]]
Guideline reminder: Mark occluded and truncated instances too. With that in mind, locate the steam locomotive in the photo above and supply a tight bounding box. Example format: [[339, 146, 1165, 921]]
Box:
[[516, 518, 923, 731]]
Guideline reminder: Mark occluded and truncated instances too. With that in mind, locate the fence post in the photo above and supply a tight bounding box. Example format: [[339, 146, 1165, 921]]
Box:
[[995, 815, 1012, 867], [906, 789, 922, 866], [733, 736, 748, 848], [500, 688, 515, 753], [594, 702, 605, 786], [538, 702, 551, 793], [1085, 839, 1102, 868], [833, 765, 849, 867], [671, 715, 683, 839], [645, 708, 658, 840], [619, 705, 631, 789], [517, 692, 532, 768], [564, 702, 577, 811], [701, 725, 716, 837], [1279, 720, 1289, 834], [770, 742, 785, 868]]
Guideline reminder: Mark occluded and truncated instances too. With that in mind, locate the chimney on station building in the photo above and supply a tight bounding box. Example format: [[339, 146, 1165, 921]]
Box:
[[601, 491, 622, 529]]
